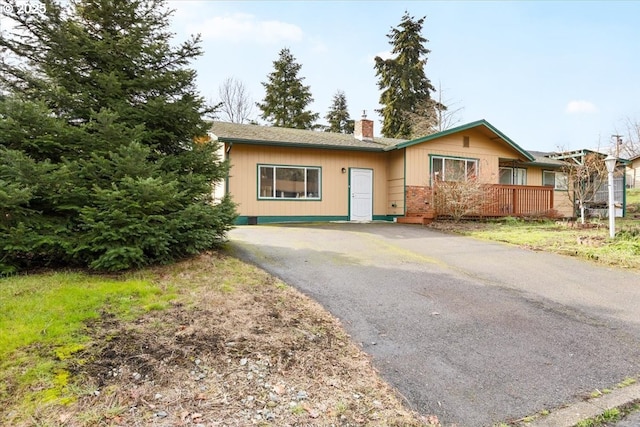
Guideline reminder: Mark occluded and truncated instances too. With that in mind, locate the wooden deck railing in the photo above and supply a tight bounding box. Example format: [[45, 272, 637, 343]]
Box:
[[424, 183, 556, 218], [477, 185, 555, 217]]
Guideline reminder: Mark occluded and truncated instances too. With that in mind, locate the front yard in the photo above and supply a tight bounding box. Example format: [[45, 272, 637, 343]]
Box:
[[2, 194, 639, 426], [428, 197, 640, 271], [0, 254, 431, 427]]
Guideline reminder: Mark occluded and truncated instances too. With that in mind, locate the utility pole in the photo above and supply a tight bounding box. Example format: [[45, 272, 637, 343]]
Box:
[[611, 134, 623, 157]]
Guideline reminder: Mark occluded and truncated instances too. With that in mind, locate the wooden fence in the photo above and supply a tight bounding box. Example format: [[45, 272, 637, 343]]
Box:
[[428, 183, 556, 218], [481, 185, 555, 217]]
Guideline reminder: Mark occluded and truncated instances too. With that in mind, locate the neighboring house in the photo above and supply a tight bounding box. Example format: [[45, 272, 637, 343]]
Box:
[[549, 149, 628, 218], [211, 119, 594, 225], [628, 154, 640, 188]]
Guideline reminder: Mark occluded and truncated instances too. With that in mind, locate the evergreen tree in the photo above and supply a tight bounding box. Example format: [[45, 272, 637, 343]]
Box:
[[0, 0, 236, 273], [257, 48, 319, 129], [325, 90, 354, 134], [374, 12, 438, 139]]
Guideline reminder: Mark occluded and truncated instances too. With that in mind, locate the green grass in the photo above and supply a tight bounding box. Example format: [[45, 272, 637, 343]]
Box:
[[0, 271, 175, 414], [627, 188, 640, 205], [574, 408, 621, 427], [456, 218, 640, 269], [572, 401, 640, 427]]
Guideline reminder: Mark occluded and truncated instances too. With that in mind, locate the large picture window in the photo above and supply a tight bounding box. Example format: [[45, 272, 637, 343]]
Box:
[[432, 156, 478, 182], [258, 165, 321, 199]]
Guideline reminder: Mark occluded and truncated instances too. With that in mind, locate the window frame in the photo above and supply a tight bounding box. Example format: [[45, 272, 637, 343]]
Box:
[[542, 170, 568, 190], [257, 164, 322, 200], [499, 166, 527, 185], [430, 155, 479, 183]]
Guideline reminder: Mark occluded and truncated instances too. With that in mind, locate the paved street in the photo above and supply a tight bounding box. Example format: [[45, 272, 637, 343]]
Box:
[[229, 222, 640, 426]]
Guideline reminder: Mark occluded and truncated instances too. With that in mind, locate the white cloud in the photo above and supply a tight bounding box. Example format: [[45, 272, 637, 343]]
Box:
[[565, 100, 598, 114], [367, 50, 395, 65], [188, 13, 303, 45], [309, 37, 328, 54]]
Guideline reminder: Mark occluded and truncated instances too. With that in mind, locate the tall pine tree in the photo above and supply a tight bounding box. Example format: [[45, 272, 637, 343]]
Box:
[[375, 12, 437, 139], [257, 48, 319, 129], [0, 0, 236, 272], [325, 90, 354, 134]]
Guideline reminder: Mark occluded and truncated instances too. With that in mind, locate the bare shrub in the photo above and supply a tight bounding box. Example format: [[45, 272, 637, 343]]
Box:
[[432, 177, 491, 221]]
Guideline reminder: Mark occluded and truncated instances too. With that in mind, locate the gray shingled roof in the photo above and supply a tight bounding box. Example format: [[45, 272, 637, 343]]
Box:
[[526, 150, 567, 167], [210, 122, 406, 151], [210, 121, 569, 169]]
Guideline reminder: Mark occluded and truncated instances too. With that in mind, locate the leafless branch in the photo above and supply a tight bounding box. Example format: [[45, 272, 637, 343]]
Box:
[[217, 77, 254, 124]]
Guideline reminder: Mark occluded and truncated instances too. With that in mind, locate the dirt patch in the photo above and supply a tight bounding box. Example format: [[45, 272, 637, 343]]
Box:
[[21, 253, 435, 426]]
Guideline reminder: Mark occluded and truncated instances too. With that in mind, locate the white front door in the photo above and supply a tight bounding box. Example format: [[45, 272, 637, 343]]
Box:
[[350, 168, 373, 221]]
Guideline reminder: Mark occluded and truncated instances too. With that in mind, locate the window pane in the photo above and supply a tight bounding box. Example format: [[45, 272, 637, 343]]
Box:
[[466, 160, 477, 179], [555, 173, 568, 190], [515, 168, 527, 185], [276, 167, 305, 198], [448, 159, 466, 181], [543, 171, 555, 187], [432, 157, 443, 180], [306, 169, 319, 198], [259, 166, 274, 197], [499, 167, 512, 184], [433, 157, 477, 182], [259, 165, 321, 200]]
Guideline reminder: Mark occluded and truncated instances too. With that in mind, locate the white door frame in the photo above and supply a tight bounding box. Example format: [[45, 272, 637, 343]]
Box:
[[349, 168, 373, 221]]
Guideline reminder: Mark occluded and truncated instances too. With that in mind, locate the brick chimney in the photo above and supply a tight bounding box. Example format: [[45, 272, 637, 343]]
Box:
[[354, 110, 374, 142]]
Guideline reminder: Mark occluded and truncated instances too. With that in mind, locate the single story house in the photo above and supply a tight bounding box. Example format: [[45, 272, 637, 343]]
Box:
[[211, 118, 611, 224]]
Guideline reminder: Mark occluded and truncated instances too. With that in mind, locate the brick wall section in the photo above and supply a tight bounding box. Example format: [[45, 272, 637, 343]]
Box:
[[406, 185, 434, 215]]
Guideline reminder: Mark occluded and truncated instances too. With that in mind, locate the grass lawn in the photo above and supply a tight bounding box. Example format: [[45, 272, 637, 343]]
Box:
[[430, 215, 640, 271], [627, 188, 640, 205], [0, 272, 176, 421]]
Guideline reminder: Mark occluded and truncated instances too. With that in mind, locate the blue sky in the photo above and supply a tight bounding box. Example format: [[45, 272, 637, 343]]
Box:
[[167, 1, 640, 153], [2, 1, 635, 153]]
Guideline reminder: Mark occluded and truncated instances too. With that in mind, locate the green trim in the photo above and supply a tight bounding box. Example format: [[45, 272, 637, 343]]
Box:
[[235, 215, 395, 225], [392, 119, 535, 162], [550, 150, 631, 165], [403, 150, 407, 215], [257, 163, 323, 201], [219, 137, 385, 152]]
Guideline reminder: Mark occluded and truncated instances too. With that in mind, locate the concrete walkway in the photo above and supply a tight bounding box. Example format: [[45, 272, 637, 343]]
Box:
[[228, 222, 640, 426]]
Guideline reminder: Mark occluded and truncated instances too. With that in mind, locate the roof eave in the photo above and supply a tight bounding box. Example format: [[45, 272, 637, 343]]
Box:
[[217, 136, 387, 152], [392, 120, 535, 161], [524, 161, 564, 168]]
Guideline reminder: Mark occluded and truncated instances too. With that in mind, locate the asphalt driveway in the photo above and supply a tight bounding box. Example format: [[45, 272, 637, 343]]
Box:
[[228, 222, 640, 426]]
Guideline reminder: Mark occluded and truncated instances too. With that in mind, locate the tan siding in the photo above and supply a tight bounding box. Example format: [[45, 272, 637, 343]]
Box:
[[387, 150, 405, 214], [526, 166, 573, 216], [527, 167, 543, 186], [405, 129, 528, 186], [554, 192, 574, 217], [228, 144, 388, 217]]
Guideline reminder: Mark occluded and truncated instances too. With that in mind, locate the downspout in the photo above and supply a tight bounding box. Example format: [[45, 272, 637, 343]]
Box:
[[403, 149, 407, 217]]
